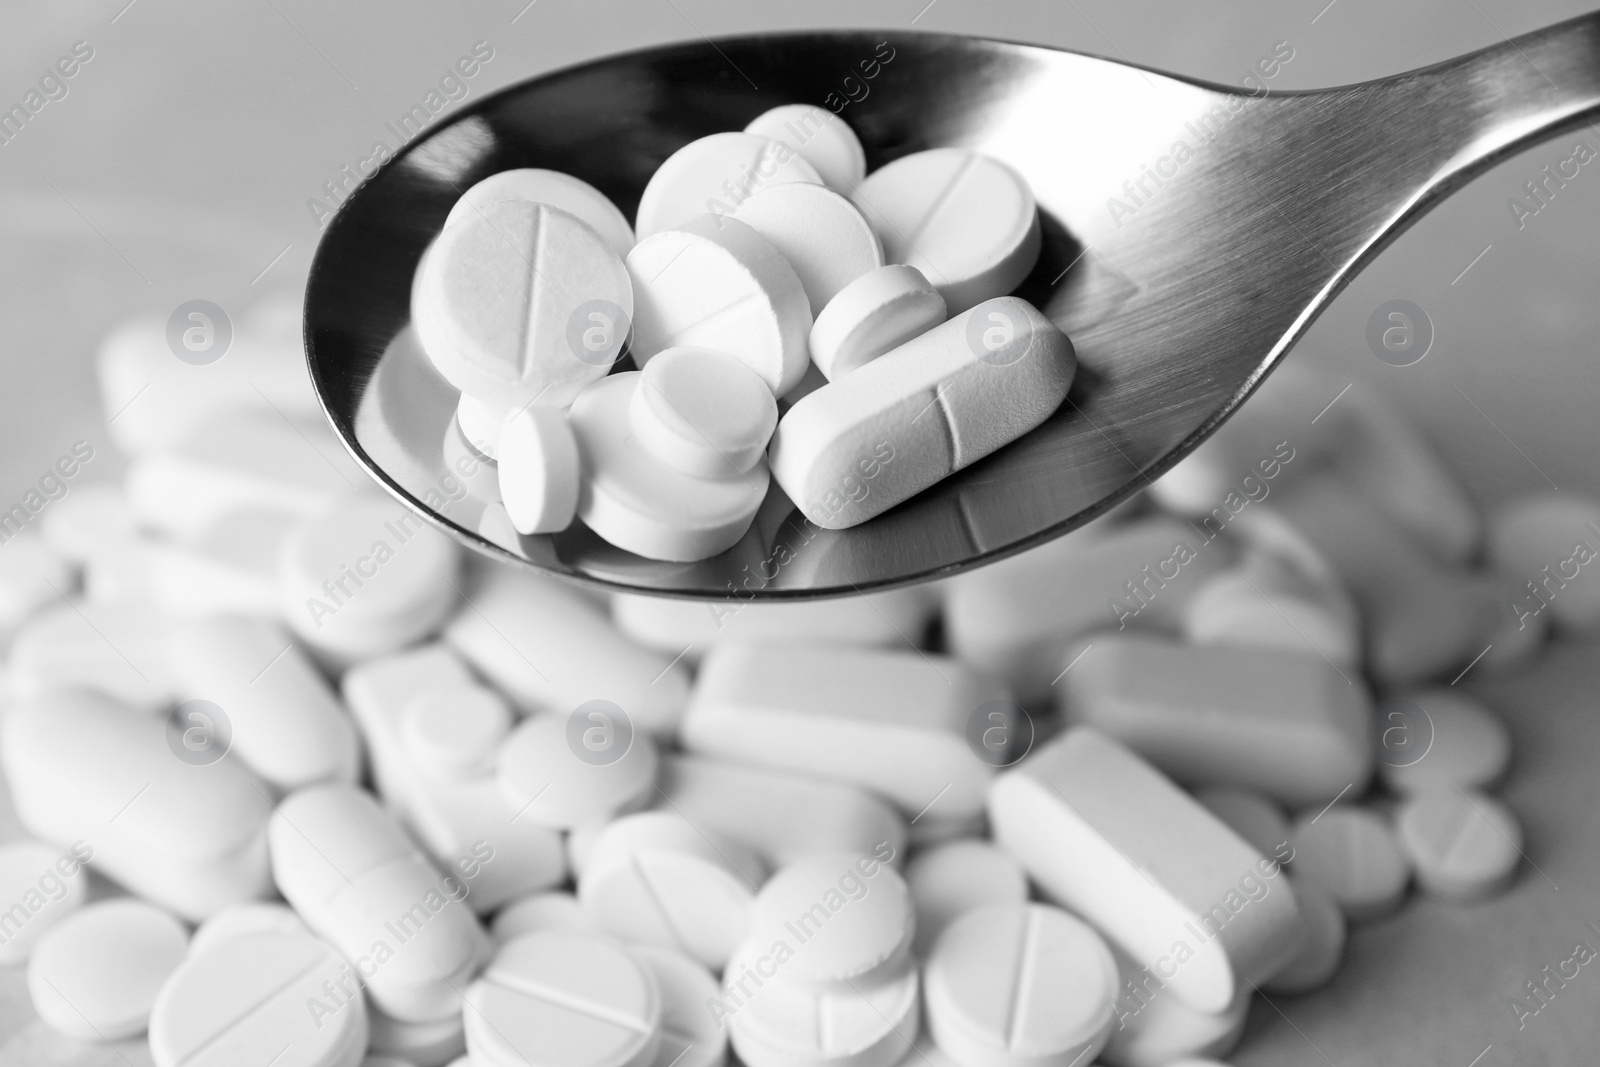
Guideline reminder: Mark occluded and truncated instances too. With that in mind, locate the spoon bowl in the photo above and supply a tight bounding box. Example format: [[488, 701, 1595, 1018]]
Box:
[[305, 16, 1600, 598]]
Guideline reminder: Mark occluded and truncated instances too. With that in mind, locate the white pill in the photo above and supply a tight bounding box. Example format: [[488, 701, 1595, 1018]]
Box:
[[656, 754, 906, 870], [1102, 951, 1249, 1067], [770, 297, 1074, 530], [733, 182, 883, 315], [2, 689, 273, 920], [636, 131, 823, 239], [1289, 807, 1410, 922], [571, 372, 770, 562], [908, 812, 990, 851], [0, 535, 74, 637], [8, 599, 178, 713], [926, 902, 1117, 1067], [1192, 788, 1292, 860], [1060, 632, 1372, 807], [850, 148, 1039, 314], [86, 530, 282, 619], [1468, 570, 1548, 673], [457, 392, 509, 460], [632, 945, 729, 1067], [683, 643, 1003, 822], [745, 105, 866, 191], [188, 901, 308, 958], [403, 684, 512, 780], [904, 840, 1028, 958], [497, 712, 658, 830], [0, 840, 90, 964], [1260, 876, 1344, 994], [1395, 789, 1521, 901], [150, 929, 368, 1067], [464, 930, 663, 1067], [1487, 490, 1600, 630], [742, 850, 911, 988], [809, 264, 947, 381], [990, 729, 1303, 1014], [491, 891, 591, 945], [628, 214, 812, 397], [370, 1003, 468, 1067], [415, 200, 632, 409], [944, 517, 1235, 705], [29, 898, 187, 1041], [1375, 689, 1511, 795], [611, 587, 932, 659], [39, 483, 138, 563], [278, 495, 461, 662], [269, 784, 490, 1022], [449, 168, 635, 258], [630, 347, 778, 478], [443, 565, 690, 735], [723, 948, 919, 1067], [442, 414, 503, 505], [1182, 553, 1361, 668], [499, 404, 582, 535], [169, 615, 362, 791], [580, 812, 763, 970]]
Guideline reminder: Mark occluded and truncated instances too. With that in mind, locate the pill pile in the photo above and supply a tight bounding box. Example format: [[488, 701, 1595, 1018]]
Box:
[[0, 149, 1580, 1067], [410, 105, 1070, 561]]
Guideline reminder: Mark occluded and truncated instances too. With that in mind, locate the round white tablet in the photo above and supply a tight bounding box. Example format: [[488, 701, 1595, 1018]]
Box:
[[449, 168, 636, 258], [1193, 788, 1293, 859], [491, 891, 592, 945], [496, 710, 659, 829], [30, 898, 189, 1041], [630, 347, 778, 478], [188, 902, 308, 958], [1395, 789, 1522, 900], [725, 951, 918, 1067], [1261, 875, 1345, 994], [631, 945, 729, 1067], [499, 404, 582, 535], [0, 840, 88, 964], [403, 683, 513, 779], [850, 148, 1040, 314], [415, 199, 633, 409], [732, 182, 883, 314], [745, 105, 867, 191], [1290, 807, 1411, 922], [1487, 490, 1600, 629], [570, 373, 770, 562], [579, 812, 764, 970], [627, 214, 812, 396], [636, 131, 823, 239], [1376, 690, 1511, 795], [370, 1002, 468, 1067], [278, 494, 460, 659], [745, 851, 912, 988], [904, 839, 1028, 957], [150, 930, 368, 1067], [926, 903, 1118, 1067], [464, 930, 663, 1067], [457, 391, 509, 460], [809, 264, 947, 380]]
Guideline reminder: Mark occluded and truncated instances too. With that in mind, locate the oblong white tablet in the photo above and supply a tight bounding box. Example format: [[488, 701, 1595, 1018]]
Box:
[[464, 930, 663, 1067], [570, 373, 769, 562], [810, 264, 947, 380], [632, 946, 728, 1067], [636, 131, 823, 239], [627, 215, 812, 396], [926, 902, 1118, 1067], [496, 711, 658, 829], [905, 839, 1029, 958], [29, 899, 188, 1041], [449, 168, 635, 258], [499, 404, 581, 535], [150, 930, 368, 1067], [745, 105, 866, 191], [579, 812, 763, 970], [744, 851, 912, 988], [415, 200, 633, 409], [8, 599, 178, 714], [0, 840, 90, 964], [770, 297, 1074, 530], [850, 148, 1040, 313], [723, 951, 918, 1067], [630, 347, 778, 478], [1395, 789, 1521, 901], [733, 182, 883, 314], [1289, 807, 1410, 922]]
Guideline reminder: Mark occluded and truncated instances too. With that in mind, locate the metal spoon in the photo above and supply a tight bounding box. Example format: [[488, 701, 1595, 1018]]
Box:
[[305, 14, 1600, 599]]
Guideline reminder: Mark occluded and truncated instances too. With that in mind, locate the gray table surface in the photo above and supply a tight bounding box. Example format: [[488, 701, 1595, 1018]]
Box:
[[3, 0, 1600, 1063]]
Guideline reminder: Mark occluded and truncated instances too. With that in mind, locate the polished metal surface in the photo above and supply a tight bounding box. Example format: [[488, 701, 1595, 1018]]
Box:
[[305, 14, 1600, 599]]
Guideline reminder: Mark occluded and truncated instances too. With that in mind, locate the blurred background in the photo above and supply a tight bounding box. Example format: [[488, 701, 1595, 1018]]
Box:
[[2, 0, 1598, 1064]]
